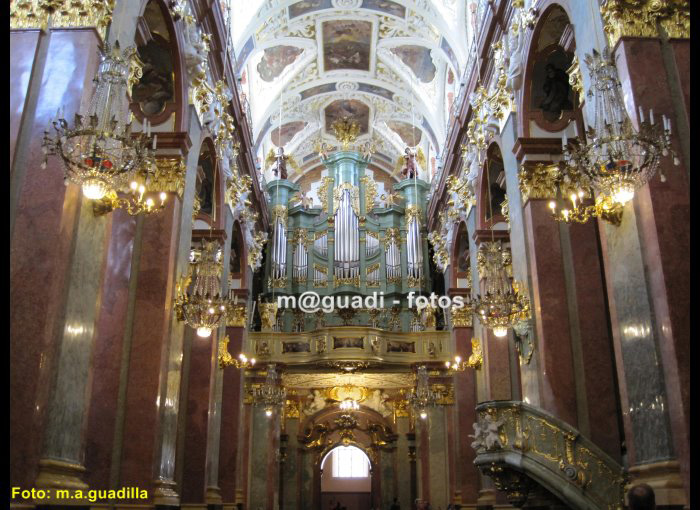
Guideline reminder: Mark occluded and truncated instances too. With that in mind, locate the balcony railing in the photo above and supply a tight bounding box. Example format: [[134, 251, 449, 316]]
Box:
[[246, 327, 452, 368], [472, 400, 626, 510]]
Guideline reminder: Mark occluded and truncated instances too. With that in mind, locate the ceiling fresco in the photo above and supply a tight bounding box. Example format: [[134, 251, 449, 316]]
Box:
[[271, 121, 308, 147], [390, 44, 437, 83], [228, 0, 472, 182], [257, 45, 304, 81], [324, 99, 370, 136], [387, 120, 422, 146], [322, 20, 373, 72]]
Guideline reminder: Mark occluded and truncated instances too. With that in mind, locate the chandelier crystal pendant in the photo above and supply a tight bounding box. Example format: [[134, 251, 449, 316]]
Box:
[[253, 364, 286, 417], [563, 48, 679, 206], [408, 366, 440, 420], [175, 240, 230, 338], [41, 42, 165, 214], [472, 242, 530, 338]]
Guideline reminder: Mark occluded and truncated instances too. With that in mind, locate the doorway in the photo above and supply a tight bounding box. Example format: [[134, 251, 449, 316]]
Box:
[[320, 445, 372, 510]]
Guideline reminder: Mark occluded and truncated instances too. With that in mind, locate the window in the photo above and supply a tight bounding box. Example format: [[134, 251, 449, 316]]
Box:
[[331, 446, 369, 478]]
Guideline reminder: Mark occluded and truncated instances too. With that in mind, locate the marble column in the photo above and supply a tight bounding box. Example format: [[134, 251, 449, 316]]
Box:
[[117, 196, 185, 504], [248, 405, 281, 509], [84, 210, 139, 491], [10, 27, 102, 497], [179, 326, 220, 504], [427, 406, 450, 509], [394, 417, 412, 510], [281, 416, 300, 510], [611, 37, 689, 504], [520, 197, 577, 426], [219, 325, 246, 504], [452, 326, 479, 505], [115, 107, 198, 504]]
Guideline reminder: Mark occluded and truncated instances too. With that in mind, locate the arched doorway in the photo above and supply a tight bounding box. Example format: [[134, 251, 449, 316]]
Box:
[[320, 445, 372, 510]]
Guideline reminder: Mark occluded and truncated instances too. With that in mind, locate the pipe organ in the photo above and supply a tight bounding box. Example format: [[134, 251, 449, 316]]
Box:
[[262, 151, 431, 332]]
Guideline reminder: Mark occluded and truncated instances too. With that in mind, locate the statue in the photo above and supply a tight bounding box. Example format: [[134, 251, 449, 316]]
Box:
[[381, 191, 403, 207], [265, 146, 299, 180], [401, 147, 417, 179], [539, 63, 573, 119]]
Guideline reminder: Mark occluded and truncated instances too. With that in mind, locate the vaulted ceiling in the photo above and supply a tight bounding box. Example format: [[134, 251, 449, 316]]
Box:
[[226, 0, 472, 191]]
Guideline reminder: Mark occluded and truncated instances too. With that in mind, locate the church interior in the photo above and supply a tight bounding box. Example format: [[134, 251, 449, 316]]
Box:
[[10, 1, 689, 509]]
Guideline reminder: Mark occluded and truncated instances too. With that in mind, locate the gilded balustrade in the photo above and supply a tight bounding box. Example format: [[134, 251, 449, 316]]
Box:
[[472, 400, 626, 510]]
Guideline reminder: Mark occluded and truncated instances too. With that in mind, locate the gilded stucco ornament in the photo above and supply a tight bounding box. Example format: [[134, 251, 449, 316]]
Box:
[[518, 163, 561, 201], [566, 55, 585, 106], [10, 0, 115, 40], [601, 0, 690, 48], [450, 304, 473, 328], [427, 230, 450, 273]]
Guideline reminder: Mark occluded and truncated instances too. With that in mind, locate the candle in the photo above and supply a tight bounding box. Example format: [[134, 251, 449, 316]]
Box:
[[152, 134, 157, 150], [638, 106, 644, 123], [649, 109, 654, 125]]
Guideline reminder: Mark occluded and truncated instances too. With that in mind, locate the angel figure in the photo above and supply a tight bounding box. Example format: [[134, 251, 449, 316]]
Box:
[[290, 190, 312, 210], [265, 146, 299, 180], [394, 147, 427, 180], [381, 191, 404, 207]]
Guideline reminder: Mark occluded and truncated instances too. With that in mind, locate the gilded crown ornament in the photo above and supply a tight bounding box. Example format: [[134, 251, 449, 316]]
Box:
[[41, 42, 170, 215], [174, 240, 231, 338], [331, 117, 361, 150]]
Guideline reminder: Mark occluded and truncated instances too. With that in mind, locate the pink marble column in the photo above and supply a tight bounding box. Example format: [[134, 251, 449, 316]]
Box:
[[522, 200, 577, 426], [180, 329, 218, 503], [567, 221, 621, 461], [453, 326, 480, 504], [614, 37, 690, 500], [84, 209, 138, 489], [10, 28, 101, 494], [219, 325, 245, 502], [118, 198, 183, 499]]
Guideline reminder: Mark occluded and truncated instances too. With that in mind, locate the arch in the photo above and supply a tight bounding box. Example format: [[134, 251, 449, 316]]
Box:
[[230, 219, 246, 281], [450, 219, 470, 290], [517, 2, 578, 138], [476, 142, 508, 231], [193, 136, 226, 229], [129, 0, 187, 131]]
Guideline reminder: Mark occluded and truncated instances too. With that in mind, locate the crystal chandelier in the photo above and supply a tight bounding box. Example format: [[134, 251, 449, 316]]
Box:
[[41, 42, 166, 214], [408, 366, 440, 420], [562, 48, 678, 206], [174, 240, 230, 338], [472, 242, 530, 338], [253, 364, 286, 417]]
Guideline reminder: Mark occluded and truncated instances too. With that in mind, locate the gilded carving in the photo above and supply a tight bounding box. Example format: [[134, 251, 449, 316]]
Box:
[[566, 55, 585, 106], [600, 0, 690, 48], [518, 163, 560, 202], [10, 0, 115, 40], [259, 302, 278, 331], [226, 303, 248, 328], [451, 305, 473, 328]]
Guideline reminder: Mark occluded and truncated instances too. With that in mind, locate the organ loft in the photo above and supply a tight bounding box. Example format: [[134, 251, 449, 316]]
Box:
[[10, 1, 689, 510]]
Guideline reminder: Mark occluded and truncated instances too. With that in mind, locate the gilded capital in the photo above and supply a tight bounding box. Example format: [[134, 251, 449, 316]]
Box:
[[518, 163, 560, 202], [451, 305, 473, 328], [601, 0, 690, 48]]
